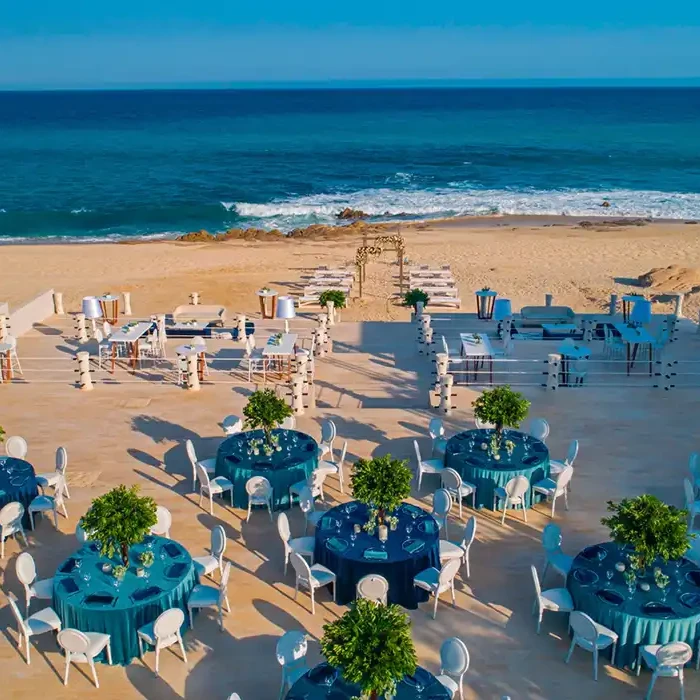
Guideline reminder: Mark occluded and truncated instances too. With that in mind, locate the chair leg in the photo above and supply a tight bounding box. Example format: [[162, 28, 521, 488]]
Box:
[[565, 639, 576, 664], [63, 654, 70, 683], [537, 610, 542, 634], [178, 633, 188, 664], [246, 504, 251, 522], [310, 587, 316, 615], [188, 606, 194, 629], [522, 501, 528, 522], [138, 636, 144, 660], [610, 641, 616, 667], [29, 511, 35, 530], [229, 488, 233, 508], [679, 669, 685, 700], [198, 489, 203, 507], [155, 647, 160, 677], [551, 497, 556, 519], [209, 493, 213, 515], [564, 490, 569, 511], [451, 581, 456, 607], [89, 658, 100, 688], [53, 507, 59, 528], [458, 498, 463, 520], [500, 500, 508, 525], [464, 551, 470, 578], [432, 591, 439, 619], [63, 482, 71, 499], [593, 648, 598, 681], [645, 673, 657, 700]]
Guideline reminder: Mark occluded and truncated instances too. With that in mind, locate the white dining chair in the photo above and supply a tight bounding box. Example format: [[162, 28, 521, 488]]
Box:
[[277, 512, 314, 575], [317, 420, 337, 461], [528, 418, 550, 443], [298, 485, 325, 533], [197, 464, 233, 515], [193, 524, 227, 581], [549, 439, 579, 478], [244, 335, 266, 382], [530, 565, 573, 634], [0, 501, 28, 559], [439, 515, 476, 579], [356, 574, 389, 605], [493, 475, 530, 525], [317, 440, 347, 494], [4, 336, 23, 376], [276, 631, 309, 700], [58, 628, 112, 687], [245, 476, 273, 522], [137, 607, 188, 677], [431, 488, 453, 538], [5, 435, 28, 459], [222, 415, 243, 436], [36, 446, 70, 498], [28, 476, 68, 529], [290, 551, 336, 615], [188, 561, 231, 631], [429, 417, 448, 459], [414, 439, 445, 490], [149, 505, 172, 538], [93, 329, 112, 369], [440, 468, 476, 519], [280, 416, 296, 430], [413, 558, 461, 620], [565, 611, 618, 681], [532, 466, 573, 518], [16, 552, 54, 614], [684, 478, 700, 529], [6, 592, 61, 665], [541, 522, 573, 583], [435, 636, 470, 700], [186, 439, 216, 492], [636, 641, 693, 699], [290, 468, 327, 505]]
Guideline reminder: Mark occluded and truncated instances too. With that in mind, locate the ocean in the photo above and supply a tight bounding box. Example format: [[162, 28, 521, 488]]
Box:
[[1, 87, 700, 241]]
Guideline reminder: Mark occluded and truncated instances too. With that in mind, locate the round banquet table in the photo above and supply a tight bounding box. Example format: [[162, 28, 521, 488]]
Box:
[[567, 542, 700, 669], [286, 663, 451, 699], [314, 501, 440, 609], [444, 429, 549, 510], [215, 429, 318, 511], [0, 456, 39, 527], [53, 535, 197, 665]]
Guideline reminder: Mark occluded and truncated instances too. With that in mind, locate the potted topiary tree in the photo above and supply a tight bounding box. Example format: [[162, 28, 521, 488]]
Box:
[[472, 385, 530, 439], [403, 288, 430, 313], [321, 598, 418, 700], [601, 494, 692, 574], [243, 388, 292, 447], [80, 485, 157, 566]]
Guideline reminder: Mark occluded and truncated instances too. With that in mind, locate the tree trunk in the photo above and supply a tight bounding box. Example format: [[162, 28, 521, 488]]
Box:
[[121, 542, 130, 566], [264, 426, 273, 446], [369, 692, 378, 700]]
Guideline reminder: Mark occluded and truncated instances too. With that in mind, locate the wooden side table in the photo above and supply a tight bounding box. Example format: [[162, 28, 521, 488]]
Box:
[[257, 289, 278, 319]]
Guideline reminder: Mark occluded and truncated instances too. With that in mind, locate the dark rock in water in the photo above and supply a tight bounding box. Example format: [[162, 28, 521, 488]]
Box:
[[578, 218, 649, 230], [685, 221, 698, 225], [336, 207, 369, 220], [601, 200, 611, 208], [177, 229, 215, 242]]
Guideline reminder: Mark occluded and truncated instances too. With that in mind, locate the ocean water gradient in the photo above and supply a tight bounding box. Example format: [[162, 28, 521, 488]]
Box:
[[1, 87, 700, 240]]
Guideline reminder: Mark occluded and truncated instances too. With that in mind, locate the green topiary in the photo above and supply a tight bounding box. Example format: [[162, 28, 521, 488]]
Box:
[[0, 426, 4, 443], [403, 288, 430, 310], [319, 289, 347, 309], [472, 385, 530, 436], [243, 388, 293, 444], [601, 494, 693, 571], [351, 454, 412, 520], [80, 485, 157, 566], [321, 598, 417, 699]]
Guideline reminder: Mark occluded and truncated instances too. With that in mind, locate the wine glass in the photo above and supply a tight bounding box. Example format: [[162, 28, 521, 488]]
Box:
[[406, 524, 413, 536], [606, 570, 614, 583]]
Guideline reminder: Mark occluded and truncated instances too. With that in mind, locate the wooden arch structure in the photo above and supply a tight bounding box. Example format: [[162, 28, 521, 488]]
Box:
[[355, 233, 406, 298]]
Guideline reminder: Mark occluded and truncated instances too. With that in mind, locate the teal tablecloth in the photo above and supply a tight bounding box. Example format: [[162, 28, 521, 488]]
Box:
[[567, 542, 700, 669], [287, 663, 450, 699], [444, 429, 549, 509], [314, 501, 440, 609], [52, 536, 197, 665], [215, 429, 318, 510], [0, 457, 39, 527]]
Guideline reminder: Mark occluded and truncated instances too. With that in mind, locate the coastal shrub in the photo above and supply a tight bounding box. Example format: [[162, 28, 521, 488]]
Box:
[[403, 288, 430, 310], [319, 289, 347, 309], [351, 454, 412, 518], [243, 388, 292, 444], [472, 385, 530, 435], [321, 598, 417, 700]]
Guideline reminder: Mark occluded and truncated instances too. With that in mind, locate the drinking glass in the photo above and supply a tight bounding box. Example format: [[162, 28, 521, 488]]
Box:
[[606, 570, 614, 582], [406, 524, 413, 536]]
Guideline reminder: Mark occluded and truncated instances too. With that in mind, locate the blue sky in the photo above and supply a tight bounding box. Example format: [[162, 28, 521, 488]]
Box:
[[2, 2, 700, 88]]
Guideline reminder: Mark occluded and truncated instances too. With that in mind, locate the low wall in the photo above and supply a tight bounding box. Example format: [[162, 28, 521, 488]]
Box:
[[8, 289, 55, 337]]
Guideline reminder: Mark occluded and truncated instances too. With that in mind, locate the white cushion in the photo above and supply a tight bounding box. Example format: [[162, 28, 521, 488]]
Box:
[[548, 460, 566, 475], [540, 588, 574, 612], [439, 540, 464, 561], [575, 623, 617, 651], [31, 577, 54, 599], [316, 460, 338, 474], [35, 473, 60, 488], [193, 555, 218, 576], [289, 536, 315, 556], [435, 674, 458, 697], [188, 584, 220, 608], [532, 478, 557, 494], [421, 460, 445, 473], [414, 567, 440, 590], [547, 552, 574, 576], [208, 477, 232, 493], [29, 495, 54, 511], [198, 458, 217, 472], [137, 621, 156, 644], [309, 564, 335, 587], [84, 632, 111, 656], [26, 607, 61, 635], [289, 480, 307, 495]]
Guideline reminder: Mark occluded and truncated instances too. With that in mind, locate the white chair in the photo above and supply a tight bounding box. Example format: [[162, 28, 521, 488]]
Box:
[[439, 515, 476, 579], [414, 439, 445, 490], [188, 561, 231, 631], [193, 524, 227, 581], [16, 552, 54, 614], [532, 466, 573, 518], [197, 464, 233, 515], [93, 329, 112, 369], [280, 416, 296, 430], [5, 435, 28, 459], [75, 523, 88, 545], [276, 631, 309, 700], [528, 418, 550, 443], [277, 512, 314, 575], [36, 446, 70, 498], [493, 475, 530, 525], [5, 336, 23, 376], [440, 468, 476, 519], [541, 522, 573, 583], [689, 453, 700, 495], [222, 415, 243, 436], [6, 592, 61, 665], [245, 476, 273, 522], [192, 336, 209, 377], [244, 335, 267, 382], [150, 505, 172, 538], [356, 574, 389, 604], [474, 418, 495, 430], [413, 558, 461, 619], [317, 440, 347, 494], [603, 325, 624, 357], [435, 637, 470, 700], [318, 420, 337, 461], [530, 565, 573, 634], [290, 551, 336, 615], [570, 358, 589, 386], [28, 476, 68, 529], [549, 439, 579, 479], [429, 417, 447, 459], [565, 611, 618, 681], [636, 641, 693, 699], [431, 488, 453, 537], [298, 485, 325, 533], [58, 628, 112, 687], [684, 478, 700, 529], [0, 501, 28, 559], [290, 467, 327, 506], [137, 607, 187, 677], [185, 439, 216, 492]]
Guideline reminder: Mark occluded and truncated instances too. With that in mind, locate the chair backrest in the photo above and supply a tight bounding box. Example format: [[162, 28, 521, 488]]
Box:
[[55, 446, 68, 473], [185, 439, 197, 466], [439, 558, 461, 586], [684, 478, 695, 508], [530, 564, 542, 598], [192, 336, 207, 348], [442, 335, 449, 357], [16, 552, 37, 586], [58, 628, 92, 656], [655, 642, 693, 669], [154, 607, 185, 641], [276, 630, 308, 667], [0, 501, 24, 530], [280, 416, 296, 430], [528, 418, 550, 442], [474, 418, 495, 430], [441, 468, 462, 491], [566, 439, 579, 466], [432, 488, 453, 517], [75, 523, 88, 544], [429, 418, 445, 440], [277, 512, 291, 543], [541, 523, 563, 552], [413, 439, 423, 465], [196, 463, 212, 489], [6, 593, 27, 633], [569, 611, 599, 643], [211, 525, 226, 557], [222, 415, 242, 435], [505, 475, 530, 498], [298, 486, 314, 515], [152, 506, 172, 535], [103, 322, 112, 337], [246, 476, 272, 498], [94, 328, 104, 342], [5, 436, 28, 459], [290, 551, 312, 580], [439, 636, 470, 676], [320, 420, 336, 444], [356, 574, 389, 603], [463, 516, 477, 548], [556, 466, 574, 491]]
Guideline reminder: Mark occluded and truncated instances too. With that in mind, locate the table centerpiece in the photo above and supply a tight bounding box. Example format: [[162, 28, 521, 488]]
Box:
[[472, 385, 530, 458], [243, 388, 292, 453]]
